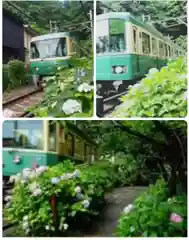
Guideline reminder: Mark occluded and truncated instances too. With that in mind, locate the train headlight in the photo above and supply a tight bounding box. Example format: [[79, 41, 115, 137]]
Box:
[[112, 66, 127, 74], [13, 156, 21, 164], [115, 66, 123, 74]]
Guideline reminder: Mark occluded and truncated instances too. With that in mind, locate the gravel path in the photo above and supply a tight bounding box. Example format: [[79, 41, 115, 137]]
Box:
[[84, 186, 147, 237]]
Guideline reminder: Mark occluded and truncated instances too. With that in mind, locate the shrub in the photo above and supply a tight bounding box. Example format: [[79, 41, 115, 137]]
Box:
[[3, 60, 28, 91], [4, 160, 135, 236], [111, 57, 187, 117], [8, 59, 27, 87], [29, 60, 93, 117], [3, 64, 9, 92], [116, 179, 187, 237], [28, 40, 94, 117]]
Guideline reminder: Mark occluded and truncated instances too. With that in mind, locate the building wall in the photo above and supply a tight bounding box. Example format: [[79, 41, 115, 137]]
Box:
[[24, 29, 37, 64], [24, 29, 34, 49], [3, 9, 25, 63]]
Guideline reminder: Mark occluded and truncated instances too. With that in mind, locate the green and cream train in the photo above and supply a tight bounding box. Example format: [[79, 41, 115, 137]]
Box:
[[29, 32, 77, 85], [96, 12, 182, 96], [3, 120, 98, 181]]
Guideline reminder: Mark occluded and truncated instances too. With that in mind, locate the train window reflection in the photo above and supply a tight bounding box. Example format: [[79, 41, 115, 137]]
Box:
[[64, 133, 74, 156], [109, 34, 125, 52], [96, 36, 109, 53], [31, 37, 67, 59], [74, 137, 83, 159], [142, 32, 151, 54], [48, 121, 56, 152], [159, 41, 164, 57], [152, 37, 157, 55], [3, 120, 43, 150], [109, 19, 125, 52]]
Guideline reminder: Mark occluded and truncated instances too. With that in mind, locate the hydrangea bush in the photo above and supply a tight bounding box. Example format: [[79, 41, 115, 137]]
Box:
[[111, 57, 187, 118], [29, 66, 93, 117], [4, 160, 134, 236], [29, 40, 93, 117], [116, 179, 187, 237], [3, 60, 28, 92]]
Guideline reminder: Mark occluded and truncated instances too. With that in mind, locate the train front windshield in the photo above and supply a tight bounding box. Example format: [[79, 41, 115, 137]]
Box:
[[3, 120, 44, 150], [30, 37, 67, 59], [96, 19, 125, 54]]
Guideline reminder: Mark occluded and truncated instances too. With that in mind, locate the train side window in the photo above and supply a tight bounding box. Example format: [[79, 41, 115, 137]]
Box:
[[84, 143, 87, 161], [57, 37, 67, 57], [91, 149, 95, 163], [86, 145, 92, 163], [109, 34, 125, 52], [96, 36, 109, 54], [165, 44, 168, 57], [72, 38, 77, 53], [159, 41, 164, 57], [66, 133, 74, 156], [168, 45, 171, 57], [142, 32, 151, 54], [84, 144, 91, 162], [133, 27, 137, 52], [152, 37, 157, 55], [30, 42, 40, 59], [74, 136, 83, 159], [48, 121, 56, 152], [3, 121, 43, 150], [3, 121, 17, 147]]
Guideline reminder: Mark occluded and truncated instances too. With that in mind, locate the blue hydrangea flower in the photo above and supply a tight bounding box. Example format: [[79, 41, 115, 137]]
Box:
[[76, 193, 84, 200], [60, 173, 72, 180], [51, 177, 60, 184], [75, 186, 81, 193], [72, 169, 80, 178], [82, 199, 90, 208]]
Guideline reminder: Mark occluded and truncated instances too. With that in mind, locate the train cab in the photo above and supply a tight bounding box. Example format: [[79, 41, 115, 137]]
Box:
[[3, 120, 98, 178]]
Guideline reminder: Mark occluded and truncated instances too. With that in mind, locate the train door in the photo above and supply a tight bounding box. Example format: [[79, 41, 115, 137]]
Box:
[[132, 26, 140, 75]]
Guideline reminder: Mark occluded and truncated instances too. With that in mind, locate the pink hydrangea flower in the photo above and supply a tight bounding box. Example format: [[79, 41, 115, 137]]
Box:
[[170, 213, 183, 223]]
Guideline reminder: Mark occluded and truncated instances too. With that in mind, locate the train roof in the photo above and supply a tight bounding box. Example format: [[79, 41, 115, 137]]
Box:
[[31, 32, 70, 42], [62, 122, 97, 147], [97, 12, 173, 45]]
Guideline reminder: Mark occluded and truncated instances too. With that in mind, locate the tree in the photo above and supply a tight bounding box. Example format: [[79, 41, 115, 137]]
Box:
[[75, 120, 187, 195], [97, 0, 187, 38], [3, 1, 93, 39]]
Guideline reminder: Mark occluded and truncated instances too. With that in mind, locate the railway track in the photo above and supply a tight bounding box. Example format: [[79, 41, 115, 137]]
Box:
[[96, 90, 128, 117], [96, 77, 142, 117], [3, 179, 17, 234], [3, 88, 43, 118]]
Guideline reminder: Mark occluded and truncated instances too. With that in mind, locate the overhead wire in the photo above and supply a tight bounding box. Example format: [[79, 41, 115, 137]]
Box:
[[98, 0, 186, 52], [4, 1, 92, 33]]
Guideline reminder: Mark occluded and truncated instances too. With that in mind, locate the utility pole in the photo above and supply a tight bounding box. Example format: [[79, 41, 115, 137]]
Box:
[[88, 10, 93, 44], [49, 20, 59, 33]]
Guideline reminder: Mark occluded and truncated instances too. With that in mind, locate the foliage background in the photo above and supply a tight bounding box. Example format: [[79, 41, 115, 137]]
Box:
[[111, 57, 187, 118], [3, 1, 93, 39], [97, 0, 187, 39]]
